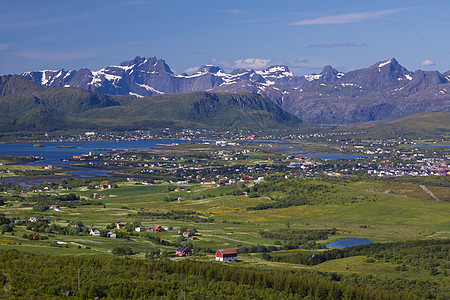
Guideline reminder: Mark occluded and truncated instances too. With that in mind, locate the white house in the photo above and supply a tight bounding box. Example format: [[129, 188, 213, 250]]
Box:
[[89, 229, 100, 237]]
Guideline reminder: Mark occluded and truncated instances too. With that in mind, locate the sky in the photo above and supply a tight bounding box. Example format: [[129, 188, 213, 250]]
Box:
[[1, 0, 449, 76]]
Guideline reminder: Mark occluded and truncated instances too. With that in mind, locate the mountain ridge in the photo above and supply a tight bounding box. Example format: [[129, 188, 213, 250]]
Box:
[[19, 56, 450, 125], [0, 74, 304, 132]]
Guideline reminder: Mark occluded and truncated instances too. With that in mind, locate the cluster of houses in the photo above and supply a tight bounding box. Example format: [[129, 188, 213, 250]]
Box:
[[86, 221, 238, 261], [372, 157, 449, 177], [89, 229, 117, 238], [29, 186, 69, 193], [175, 246, 238, 262], [97, 183, 115, 189], [89, 223, 171, 238]]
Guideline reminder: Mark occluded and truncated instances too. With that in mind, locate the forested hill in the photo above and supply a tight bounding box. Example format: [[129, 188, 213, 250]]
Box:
[[72, 92, 304, 132], [0, 249, 415, 299], [0, 75, 304, 132], [334, 112, 450, 139]]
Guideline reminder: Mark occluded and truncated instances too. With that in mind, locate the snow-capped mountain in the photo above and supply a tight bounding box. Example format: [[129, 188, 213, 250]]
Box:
[[22, 56, 343, 98], [21, 57, 450, 124]]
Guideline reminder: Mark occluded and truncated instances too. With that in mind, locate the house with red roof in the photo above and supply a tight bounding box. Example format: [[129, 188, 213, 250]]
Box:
[[155, 225, 165, 232], [215, 248, 237, 262], [176, 246, 192, 257]]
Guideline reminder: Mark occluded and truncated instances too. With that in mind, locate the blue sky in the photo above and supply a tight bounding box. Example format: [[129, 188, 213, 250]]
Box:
[[1, 0, 449, 75]]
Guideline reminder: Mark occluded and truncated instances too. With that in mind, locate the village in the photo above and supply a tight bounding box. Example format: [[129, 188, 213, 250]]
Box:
[[66, 139, 449, 183], [0, 136, 449, 299]]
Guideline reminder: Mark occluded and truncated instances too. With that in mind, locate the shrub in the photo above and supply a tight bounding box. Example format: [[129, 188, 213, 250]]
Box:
[[112, 246, 134, 256]]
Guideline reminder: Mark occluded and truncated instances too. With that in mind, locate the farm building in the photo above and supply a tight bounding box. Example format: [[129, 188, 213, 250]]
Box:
[[215, 248, 237, 262], [90, 229, 100, 237], [154, 225, 165, 232], [50, 205, 61, 211], [176, 246, 192, 257]]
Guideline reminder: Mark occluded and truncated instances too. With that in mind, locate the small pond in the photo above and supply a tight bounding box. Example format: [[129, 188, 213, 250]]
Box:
[[308, 154, 372, 160], [326, 238, 373, 248]]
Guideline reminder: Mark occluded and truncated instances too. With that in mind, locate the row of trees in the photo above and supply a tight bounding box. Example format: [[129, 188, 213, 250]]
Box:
[[136, 209, 214, 223], [0, 249, 417, 299]]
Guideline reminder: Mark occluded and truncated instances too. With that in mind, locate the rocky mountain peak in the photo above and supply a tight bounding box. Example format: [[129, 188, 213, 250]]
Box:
[[197, 65, 223, 74], [319, 65, 342, 81], [230, 68, 253, 75], [340, 57, 412, 88], [373, 58, 409, 74]]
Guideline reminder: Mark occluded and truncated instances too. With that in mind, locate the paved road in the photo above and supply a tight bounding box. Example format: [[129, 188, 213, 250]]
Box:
[[420, 185, 441, 202]]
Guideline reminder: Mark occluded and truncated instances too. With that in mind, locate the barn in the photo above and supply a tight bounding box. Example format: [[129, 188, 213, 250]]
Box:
[[215, 248, 238, 262]]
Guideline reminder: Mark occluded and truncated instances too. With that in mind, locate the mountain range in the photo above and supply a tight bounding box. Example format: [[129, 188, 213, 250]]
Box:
[[21, 56, 450, 124]]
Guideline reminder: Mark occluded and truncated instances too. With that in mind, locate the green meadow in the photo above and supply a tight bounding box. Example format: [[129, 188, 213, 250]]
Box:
[[1, 175, 449, 299], [1, 177, 448, 254]]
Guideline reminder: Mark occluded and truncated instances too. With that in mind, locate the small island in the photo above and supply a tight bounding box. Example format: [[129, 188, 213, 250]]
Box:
[[33, 143, 46, 148], [57, 145, 77, 149]]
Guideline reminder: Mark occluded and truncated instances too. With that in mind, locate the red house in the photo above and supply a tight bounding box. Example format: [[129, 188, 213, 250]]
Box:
[[215, 248, 238, 262], [176, 246, 192, 256], [154, 225, 165, 232]]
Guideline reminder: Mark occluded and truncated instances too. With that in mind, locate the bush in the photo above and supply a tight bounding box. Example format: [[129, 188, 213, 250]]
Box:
[[33, 205, 48, 212], [0, 224, 13, 233], [112, 246, 134, 256]]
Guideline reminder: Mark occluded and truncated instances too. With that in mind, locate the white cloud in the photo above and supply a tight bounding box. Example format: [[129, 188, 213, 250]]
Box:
[[0, 16, 81, 29], [306, 42, 369, 48], [420, 59, 435, 67], [124, 1, 145, 6], [183, 66, 201, 74], [213, 58, 272, 70], [234, 58, 271, 69], [292, 8, 410, 25], [0, 43, 9, 50], [293, 57, 309, 66], [16, 49, 96, 61], [216, 9, 243, 14]]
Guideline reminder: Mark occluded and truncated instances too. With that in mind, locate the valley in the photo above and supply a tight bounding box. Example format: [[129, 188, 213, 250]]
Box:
[[3, 1, 450, 298], [0, 136, 448, 299]]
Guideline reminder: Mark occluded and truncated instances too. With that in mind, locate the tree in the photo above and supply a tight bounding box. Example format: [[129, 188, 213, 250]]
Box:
[[112, 246, 134, 256], [0, 223, 13, 233]]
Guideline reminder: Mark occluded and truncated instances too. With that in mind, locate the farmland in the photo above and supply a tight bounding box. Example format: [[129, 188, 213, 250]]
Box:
[[0, 139, 449, 299]]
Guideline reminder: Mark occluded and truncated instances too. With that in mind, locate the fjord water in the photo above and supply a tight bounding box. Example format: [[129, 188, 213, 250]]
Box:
[[326, 238, 373, 248], [0, 139, 189, 184]]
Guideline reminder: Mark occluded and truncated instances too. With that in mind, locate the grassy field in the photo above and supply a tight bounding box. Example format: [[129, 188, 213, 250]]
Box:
[[2, 177, 448, 250], [1, 175, 449, 298]]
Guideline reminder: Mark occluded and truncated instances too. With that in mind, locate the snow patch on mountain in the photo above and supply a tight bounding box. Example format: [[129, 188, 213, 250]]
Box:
[[304, 74, 322, 81], [378, 59, 392, 68], [256, 65, 294, 78], [137, 84, 164, 94], [129, 92, 144, 98]]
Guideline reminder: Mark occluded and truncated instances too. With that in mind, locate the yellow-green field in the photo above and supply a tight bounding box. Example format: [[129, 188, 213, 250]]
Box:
[[0, 176, 449, 299], [1, 178, 449, 253]]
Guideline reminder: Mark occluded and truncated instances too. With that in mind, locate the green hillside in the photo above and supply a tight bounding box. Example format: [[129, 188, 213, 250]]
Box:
[[0, 74, 305, 133], [0, 75, 45, 97], [333, 112, 450, 139], [74, 92, 304, 131]]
